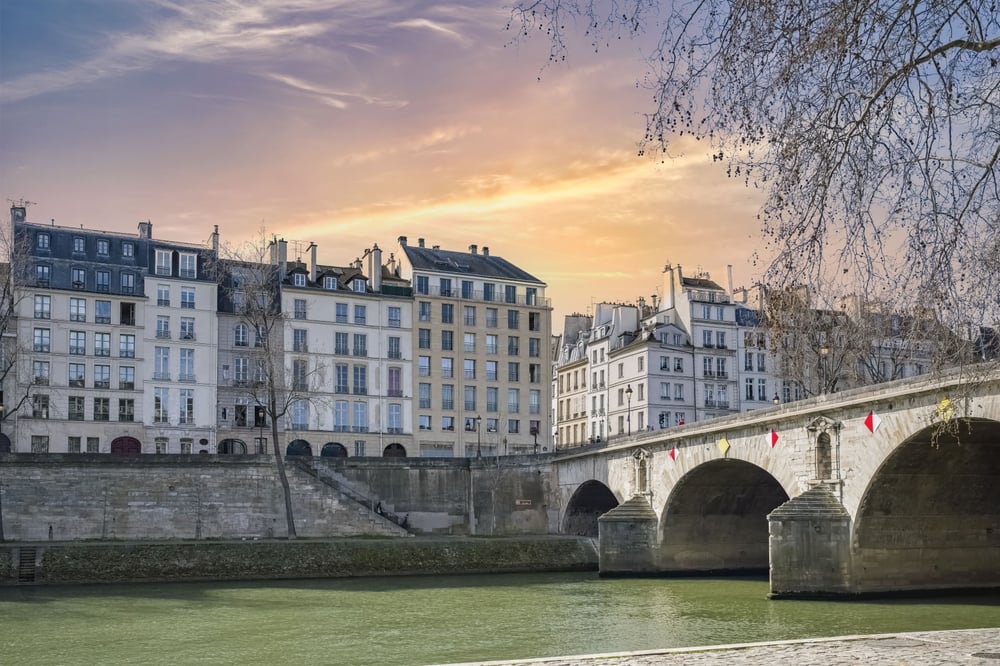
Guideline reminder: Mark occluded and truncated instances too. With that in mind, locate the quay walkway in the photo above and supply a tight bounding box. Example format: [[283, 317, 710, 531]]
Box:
[[446, 628, 1000, 665]]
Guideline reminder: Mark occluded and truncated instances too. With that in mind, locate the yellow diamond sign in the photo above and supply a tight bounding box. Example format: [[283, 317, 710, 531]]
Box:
[[937, 397, 954, 423], [717, 436, 730, 456]]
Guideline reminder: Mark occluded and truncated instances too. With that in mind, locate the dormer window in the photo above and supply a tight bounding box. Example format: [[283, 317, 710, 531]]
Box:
[[155, 249, 172, 276], [179, 253, 197, 279], [352, 279, 365, 293], [37, 233, 50, 250], [293, 273, 306, 287], [323, 276, 337, 290], [73, 237, 85, 253]]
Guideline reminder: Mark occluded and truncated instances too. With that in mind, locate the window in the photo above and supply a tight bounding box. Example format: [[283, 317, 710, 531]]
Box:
[[36, 264, 50, 285], [96, 239, 110, 256], [508, 388, 520, 413], [93, 398, 110, 422], [505, 285, 517, 303], [234, 357, 249, 384], [486, 387, 498, 412], [483, 283, 495, 301], [157, 285, 170, 307], [745, 352, 754, 371], [746, 378, 755, 400], [122, 241, 134, 257], [441, 386, 455, 412], [354, 440, 366, 456], [418, 328, 431, 349], [463, 333, 476, 353], [757, 378, 767, 402], [31, 436, 50, 453], [69, 330, 86, 355], [155, 347, 170, 380], [180, 317, 195, 340], [716, 332, 726, 348], [464, 385, 476, 411], [68, 362, 85, 388], [757, 352, 766, 372], [324, 276, 337, 290], [716, 357, 727, 378], [388, 306, 401, 328], [33, 360, 50, 385], [674, 357, 684, 372], [486, 308, 498, 328], [353, 365, 367, 394], [86, 437, 99, 453], [441, 303, 454, 324], [529, 338, 541, 358], [507, 310, 519, 329], [292, 272, 306, 287], [507, 336, 519, 356], [334, 401, 349, 431], [89, 331, 108, 356], [388, 336, 401, 359], [441, 330, 453, 351], [508, 419, 520, 434], [461, 280, 474, 299], [464, 359, 476, 379], [529, 363, 542, 384], [486, 334, 498, 354], [154, 388, 169, 423], [156, 316, 170, 339], [68, 436, 81, 453], [335, 332, 349, 355], [234, 324, 249, 346], [235, 403, 248, 427], [529, 390, 541, 415], [388, 404, 402, 433], [96, 270, 110, 292], [95, 300, 111, 324], [331, 364, 347, 393], [418, 301, 431, 322], [37, 232, 50, 249], [419, 383, 432, 409], [463, 306, 476, 326], [292, 400, 309, 429], [439, 278, 452, 297], [119, 334, 135, 358], [180, 287, 195, 309], [94, 364, 110, 389], [528, 312, 541, 331], [352, 278, 365, 293], [67, 397, 85, 421], [255, 359, 267, 384], [294, 299, 307, 319], [703, 330, 713, 347], [179, 253, 197, 278], [293, 329, 308, 353], [418, 356, 430, 376], [353, 333, 367, 357], [115, 398, 134, 423], [32, 394, 50, 419], [69, 297, 85, 322], [122, 301, 136, 324], [156, 250, 172, 275], [388, 366, 402, 397], [674, 383, 684, 400], [179, 349, 195, 381], [441, 357, 453, 378], [73, 237, 86, 253], [336, 303, 349, 323], [486, 360, 498, 381], [352, 402, 367, 431], [34, 295, 51, 319], [119, 366, 135, 390], [508, 362, 520, 382], [179, 390, 194, 424], [354, 304, 366, 324], [72, 268, 85, 288]]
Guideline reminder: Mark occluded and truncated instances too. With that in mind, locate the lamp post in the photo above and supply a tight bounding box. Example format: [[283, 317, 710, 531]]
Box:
[[819, 343, 830, 394], [625, 384, 633, 436], [772, 393, 781, 406], [475, 415, 482, 458]]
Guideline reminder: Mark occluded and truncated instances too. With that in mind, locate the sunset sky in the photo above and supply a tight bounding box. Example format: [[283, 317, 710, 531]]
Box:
[[0, 1, 765, 323]]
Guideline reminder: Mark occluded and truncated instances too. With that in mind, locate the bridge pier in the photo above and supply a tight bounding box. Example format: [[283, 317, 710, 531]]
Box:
[[767, 486, 853, 598], [597, 495, 658, 576]]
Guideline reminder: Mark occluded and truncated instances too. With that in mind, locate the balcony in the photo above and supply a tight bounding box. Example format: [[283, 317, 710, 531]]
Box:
[[351, 426, 369, 433], [704, 399, 730, 410], [33, 376, 49, 386], [94, 380, 111, 389], [153, 372, 171, 381], [155, 331, 171, 339], [353, 388, 368, 395], [178, 373, 196, 382], [333, 425, 350, 433], [180, 332, 195, 341], [157, 299, 170, 307], [388, 350, 402, 359], [386, 427, 403, 434], [387, 389, 404, 397]]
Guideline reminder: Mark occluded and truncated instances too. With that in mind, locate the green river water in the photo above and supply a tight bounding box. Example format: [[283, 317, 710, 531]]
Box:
[[2, 573, 999, 665]]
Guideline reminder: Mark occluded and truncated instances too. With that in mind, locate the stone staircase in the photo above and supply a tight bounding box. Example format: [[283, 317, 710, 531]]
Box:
[[17, 547, 37, 584]]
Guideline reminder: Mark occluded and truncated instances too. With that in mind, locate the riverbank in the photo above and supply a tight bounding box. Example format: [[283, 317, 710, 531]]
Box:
[[0, 535, 598, 586], [446, 628, 1000, 665]]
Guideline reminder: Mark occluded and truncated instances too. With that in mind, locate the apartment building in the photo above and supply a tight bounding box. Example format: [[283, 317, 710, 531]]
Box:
[[397, 237, 552, 456]]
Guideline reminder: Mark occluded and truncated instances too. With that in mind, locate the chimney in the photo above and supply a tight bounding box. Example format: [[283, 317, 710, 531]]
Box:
[[418, 238, 425, 248], [727, 264, 734, 297], [469, 244, 478, 255], [211, 225, 219, 253], [309, 242, 317, 283], [138, 220, 152, 239], [663, 264, 676, 309], [398, 235, 408, 246], [651, 293, 659, 311], [432, 245, 440, 250], [273, 238, 287, 279], [368, 243, 382, 292], [9, 205, 26, 225], [482, 246, 489, 256]]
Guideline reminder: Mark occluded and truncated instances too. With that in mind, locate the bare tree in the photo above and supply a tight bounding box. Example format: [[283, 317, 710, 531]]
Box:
[[509, 1, 1000, 336], [211, 230, 327, 539]]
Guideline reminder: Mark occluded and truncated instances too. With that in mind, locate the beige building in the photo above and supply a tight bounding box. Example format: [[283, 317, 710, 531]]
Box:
[[396, 238, 553, 456]]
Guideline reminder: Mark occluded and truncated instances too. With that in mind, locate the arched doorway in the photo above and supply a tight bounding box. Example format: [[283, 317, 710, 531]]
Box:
[[321, 442, 348, 457], [0, 433, 11, 453], [383, 443, 406, 457], [218, 438, 247, 455], [110, 436, 141, 456], [562, 480, 619, 536], [661, 460, 789, 573], [286, 439, 312, 456], [853, 417, 1000, 592]]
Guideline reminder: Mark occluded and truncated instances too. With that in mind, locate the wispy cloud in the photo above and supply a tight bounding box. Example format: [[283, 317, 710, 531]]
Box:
[[392, 18, 469, 45], [265, 73, 407, 110]]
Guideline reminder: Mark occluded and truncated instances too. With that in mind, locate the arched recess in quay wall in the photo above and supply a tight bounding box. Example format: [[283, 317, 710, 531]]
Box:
[[383, 443, 406, 457], [110, 436, 141, 456], [562, 480, 620, 537], [286, 439, 313, 456], [660, 459, 789, 573], [321, 442, 347, 457], [218, 438, 247, 455], [852, 417, 1000, 592]]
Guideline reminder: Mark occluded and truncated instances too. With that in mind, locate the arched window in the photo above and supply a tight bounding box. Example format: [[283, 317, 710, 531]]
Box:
[[816, 432, 832, 480], [287, 439, 312, 456], [234, 323, 249, 347], [321, 442, 348, 457], [218, 438, 247, 455]]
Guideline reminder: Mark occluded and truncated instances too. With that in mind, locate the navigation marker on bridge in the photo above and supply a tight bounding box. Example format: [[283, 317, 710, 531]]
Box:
[[669, 447, 678, 461], [770, 429, 779, 447], [717, 437, 730, 456], [864, 409, 882, 433]]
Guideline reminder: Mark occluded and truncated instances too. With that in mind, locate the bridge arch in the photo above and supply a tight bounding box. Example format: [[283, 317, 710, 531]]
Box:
[[852, 417, 1000, 592], [563, 480, 619, 536], [660, 459, 789, 572]]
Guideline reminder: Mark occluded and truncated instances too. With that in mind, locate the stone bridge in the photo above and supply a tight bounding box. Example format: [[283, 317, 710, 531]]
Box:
[[552, 367, 1000, 597]]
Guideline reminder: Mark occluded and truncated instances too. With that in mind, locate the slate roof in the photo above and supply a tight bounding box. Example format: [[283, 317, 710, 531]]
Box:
[[681, 276, 725, 291], [401, 244, 543, 284], [735, 307, 762, 327]]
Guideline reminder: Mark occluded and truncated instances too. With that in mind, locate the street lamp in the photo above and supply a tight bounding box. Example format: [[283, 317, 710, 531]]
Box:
[[625, 384, 633, 436], [475, 415, 482, 458], [773, 393, 781, 406], [819, 344, 830, 393]]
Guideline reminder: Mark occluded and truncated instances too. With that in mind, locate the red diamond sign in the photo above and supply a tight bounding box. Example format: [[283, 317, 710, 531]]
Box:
[[864, 410, 882, 433], [669, 447, 677, 461], [770, 429, 779, 448]]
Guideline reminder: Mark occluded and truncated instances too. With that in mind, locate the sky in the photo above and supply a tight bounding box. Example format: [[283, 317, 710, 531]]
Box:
[[0, 0, 765, 324]]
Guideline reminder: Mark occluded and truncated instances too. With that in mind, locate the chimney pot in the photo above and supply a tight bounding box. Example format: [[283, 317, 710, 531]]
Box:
[[397, 236, 407, 246], [418, 238, 425, 248], [469, 244, 478, 255], [482, 246, 489, 256]]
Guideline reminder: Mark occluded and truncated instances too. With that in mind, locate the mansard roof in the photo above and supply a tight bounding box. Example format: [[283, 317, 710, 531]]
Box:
[[681, 276, 725, 291], [401, 244, 543, 284]]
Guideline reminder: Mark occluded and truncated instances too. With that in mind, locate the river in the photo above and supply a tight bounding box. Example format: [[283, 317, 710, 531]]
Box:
[[2, 573, 999, 665]]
